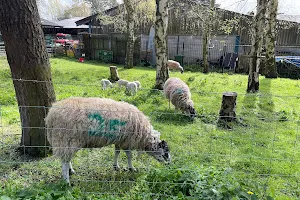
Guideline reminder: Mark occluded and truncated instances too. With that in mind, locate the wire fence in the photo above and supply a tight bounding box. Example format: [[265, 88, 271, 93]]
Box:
[[1, 75, 300, 198]]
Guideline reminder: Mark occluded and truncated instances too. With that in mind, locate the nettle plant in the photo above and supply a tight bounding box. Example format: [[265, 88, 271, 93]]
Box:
[[140, 165, 274, 200]]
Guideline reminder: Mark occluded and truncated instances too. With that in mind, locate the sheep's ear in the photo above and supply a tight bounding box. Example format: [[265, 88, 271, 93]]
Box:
[[158, 140, 166, 148]]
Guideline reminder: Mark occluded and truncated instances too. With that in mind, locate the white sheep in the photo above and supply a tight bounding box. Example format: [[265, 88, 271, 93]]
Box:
[[167, 60, 184, 74], [133, 81, 141, 88], [163, 77, 196, 119], [101, 79, 113, 90], [125, 82, 138, 96], [117, 79, 129, 87], [45, 97, 171, 184]]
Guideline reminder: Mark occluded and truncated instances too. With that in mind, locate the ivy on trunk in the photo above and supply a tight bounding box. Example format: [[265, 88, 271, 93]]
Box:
[[124, 0, 135, 69], [155, 0, 169, 89], [265, 0, 279, 78], [247, 0, 267, 93]]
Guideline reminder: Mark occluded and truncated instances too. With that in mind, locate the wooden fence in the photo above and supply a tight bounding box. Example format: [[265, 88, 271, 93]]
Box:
[[0, 42, 5, 56], [81, 33, 141, 65]]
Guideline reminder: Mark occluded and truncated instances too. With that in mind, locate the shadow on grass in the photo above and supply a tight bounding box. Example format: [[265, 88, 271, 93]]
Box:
[[126, 89, 163, 107], [258, 78, 274, 116], [242, 92, 258, 114], [149, 108, 195, 125]]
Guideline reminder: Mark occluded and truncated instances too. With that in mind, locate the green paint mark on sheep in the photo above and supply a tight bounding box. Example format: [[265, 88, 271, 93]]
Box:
[[109, 119, 127, 131], [88, 113, 127, 139], [175, 88, 184, 94]]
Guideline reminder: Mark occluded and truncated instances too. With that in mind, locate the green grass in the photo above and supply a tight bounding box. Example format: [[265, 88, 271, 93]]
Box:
[[1, 56, 300, 199]]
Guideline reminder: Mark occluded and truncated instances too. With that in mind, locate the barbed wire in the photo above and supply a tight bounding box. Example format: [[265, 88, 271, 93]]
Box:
[[6, 78, 300, 98]]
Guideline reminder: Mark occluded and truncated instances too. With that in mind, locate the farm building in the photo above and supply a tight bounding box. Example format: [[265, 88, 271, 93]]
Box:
[[75, 3, 300, 69], [56, 17, 89, 35], [41, 18, 63, 34]]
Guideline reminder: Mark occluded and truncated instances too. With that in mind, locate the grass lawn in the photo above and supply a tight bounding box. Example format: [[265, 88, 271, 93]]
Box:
[[1, 56, 300, 199]]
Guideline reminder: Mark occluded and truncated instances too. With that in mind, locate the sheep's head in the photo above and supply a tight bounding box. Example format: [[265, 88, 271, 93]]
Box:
[[148, 140, 171, 163], [183, 100, 196, 120], [180, 67, 184, 74], [188, 105, 196, 120]]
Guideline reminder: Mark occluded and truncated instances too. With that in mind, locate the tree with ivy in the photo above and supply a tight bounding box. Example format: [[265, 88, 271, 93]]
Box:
[[247, 0, 268, 93], [100, 0, 156, 69], [155, 0, 169, 89], [264, 0, 279, 78]]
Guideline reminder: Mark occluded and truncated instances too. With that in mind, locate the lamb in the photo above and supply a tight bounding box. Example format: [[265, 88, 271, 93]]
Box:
[[117, 79, 129, 87], [125, 82, 138, 96], [101, 79, 113, 90], [163, 77, 196, 119], [45, 97, 171, 184], [167, 60, 184, 74], [133, 81, 141, 88]]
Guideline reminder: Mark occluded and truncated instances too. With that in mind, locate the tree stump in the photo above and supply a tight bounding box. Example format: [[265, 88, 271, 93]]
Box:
[[110, 66, 119, 82], [218, 92, 237, 125]]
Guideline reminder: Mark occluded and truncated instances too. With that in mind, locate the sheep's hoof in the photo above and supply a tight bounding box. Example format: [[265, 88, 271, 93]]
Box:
[[128, 167, 137, 172], [69, 169, 75, 176], [113, 165, 120, 171], [123, 167, 137, 172]]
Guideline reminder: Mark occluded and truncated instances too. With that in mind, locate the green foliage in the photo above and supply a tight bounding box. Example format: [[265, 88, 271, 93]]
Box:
[[63, 0, 91, 19], [98, 0, 155, 34], [145, 166, 243, 199], [220, 17, 240, 35], [84, 0, 118, 13], [0, 180, 101, 200]]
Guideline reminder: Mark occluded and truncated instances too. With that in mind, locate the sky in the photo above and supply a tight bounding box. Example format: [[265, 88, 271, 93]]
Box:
[[40, 0, 300, 20], [216, 0, 300, 15]]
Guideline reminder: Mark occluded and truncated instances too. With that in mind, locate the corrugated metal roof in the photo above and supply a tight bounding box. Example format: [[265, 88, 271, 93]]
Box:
[[40, 18, 62, 27], [57, 17, 89, 29], [278, 15, 300, 24]]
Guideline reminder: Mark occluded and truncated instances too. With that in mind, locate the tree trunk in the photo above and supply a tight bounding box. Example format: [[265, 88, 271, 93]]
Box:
[[109, 66, 120, 82], [202, 29, 209, 73], [202, 0, 215, 74], [155, 0, 169, 89], [247, 0, 267, 93], [218, 92, 237, 125], [265, 0, 278, 78], [124, 0, 135, 69], [0, 0, 56, 157]]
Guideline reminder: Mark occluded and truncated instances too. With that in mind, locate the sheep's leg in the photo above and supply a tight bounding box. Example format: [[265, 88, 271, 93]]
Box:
[[125, 150, 136, 172], [62, 161, 70, 184], [113, 146, 121, 171], [69, 162, 75, 175]]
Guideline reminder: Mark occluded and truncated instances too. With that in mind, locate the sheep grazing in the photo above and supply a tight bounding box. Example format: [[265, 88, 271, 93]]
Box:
[[125, 82, 138, 96], [167, 60, 184, 74], [163, 77, 196, 119], [117, 79, 129, 87], [133, 81, 141, 88], [45, 97, 171, 184], [101, 79, 113, 90]]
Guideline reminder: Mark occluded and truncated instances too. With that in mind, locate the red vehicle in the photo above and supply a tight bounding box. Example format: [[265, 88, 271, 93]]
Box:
[[55, 33, 79, 45]]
